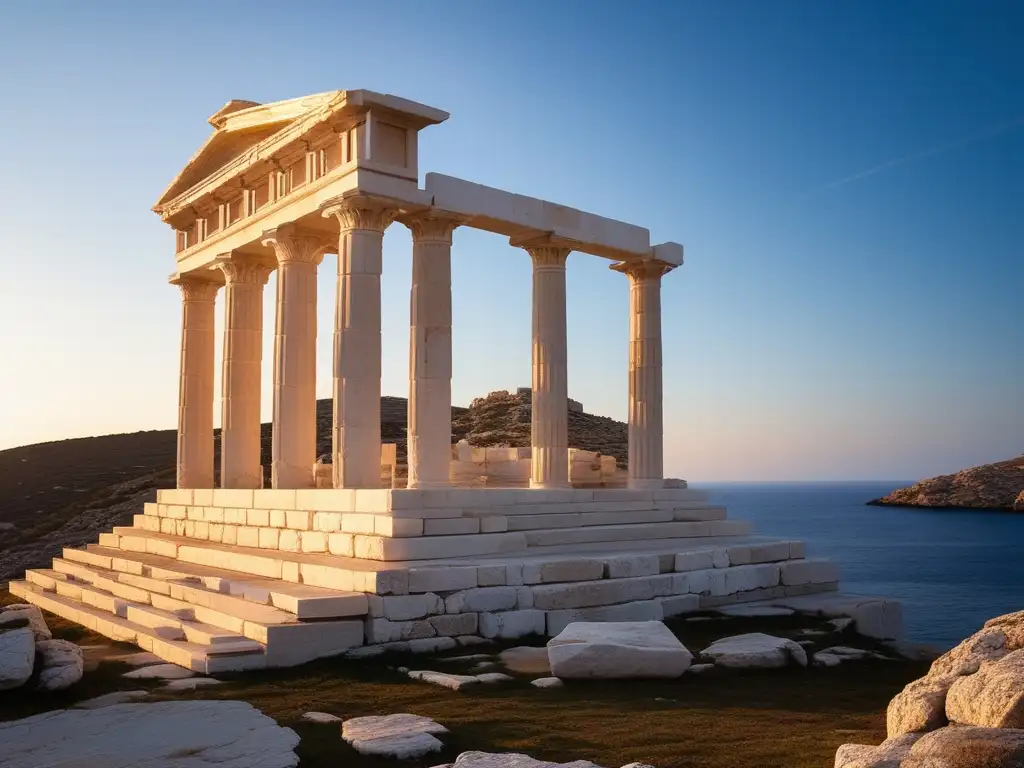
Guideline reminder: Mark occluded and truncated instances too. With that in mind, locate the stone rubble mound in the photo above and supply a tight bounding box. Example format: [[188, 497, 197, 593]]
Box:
[[0, 603, 83, 691], [0, 700, 301, 768], [836, 608, 1024, 768]]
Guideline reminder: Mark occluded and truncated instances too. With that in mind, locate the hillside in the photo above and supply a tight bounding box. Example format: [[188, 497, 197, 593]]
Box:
[[0, 390, 626, 580], [868, 456, 1024, 511]]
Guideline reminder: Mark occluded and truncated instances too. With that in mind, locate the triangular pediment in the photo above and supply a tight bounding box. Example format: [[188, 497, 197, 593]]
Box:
[[154, 91, 341, 210]]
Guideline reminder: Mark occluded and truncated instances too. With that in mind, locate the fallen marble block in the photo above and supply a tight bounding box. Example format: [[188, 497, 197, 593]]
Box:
[[531, 677, 564, 688], [0, 627, 36, 691], [35, 639, 84, 691], [343, 713, 448, 758], [500, 646, 551, 675], [122, 663, 195, 680], [548, 622, 693, 679], [303, 711, 342, 724], [476, 672, 514, 684], [701, 633, 808, 668], [0, 700, 300, 768], [444, 750, 604, 768], [407, 670, 482, 691], [0, 604, 51, 640]]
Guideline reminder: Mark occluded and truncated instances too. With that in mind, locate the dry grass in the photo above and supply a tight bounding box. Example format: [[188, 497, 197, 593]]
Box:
[[1, 589, 925, 768]]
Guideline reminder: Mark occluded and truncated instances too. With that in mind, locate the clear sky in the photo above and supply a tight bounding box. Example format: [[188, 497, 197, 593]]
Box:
[[0, 0, 1020, 481]]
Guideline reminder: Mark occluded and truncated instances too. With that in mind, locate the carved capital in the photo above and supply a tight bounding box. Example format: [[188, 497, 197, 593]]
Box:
[[322, 196, 398, 233], [261, 223, 331, 265], [217, 258, 273, 286], [526, 245, 570, 269], [400, 213, 464, 244], [610, 259, 676, 283], [175, 278, 221, 302]]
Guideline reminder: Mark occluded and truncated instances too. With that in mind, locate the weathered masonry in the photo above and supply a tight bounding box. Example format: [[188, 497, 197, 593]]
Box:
[[10, 91, 900, 672]]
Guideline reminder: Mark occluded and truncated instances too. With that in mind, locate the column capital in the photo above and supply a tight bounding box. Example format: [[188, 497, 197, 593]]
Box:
[[398, 211, 465, 244], [216, 257, 274, 286], [173, 277, 221, 302], [512, 235, 571, 269], [322, 195, 398, 233], [610, 258, 677, 282], [261, 224, 332, 265]]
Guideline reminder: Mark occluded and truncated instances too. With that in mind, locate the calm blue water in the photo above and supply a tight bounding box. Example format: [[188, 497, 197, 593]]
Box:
[[694, 482, 1024, 649]]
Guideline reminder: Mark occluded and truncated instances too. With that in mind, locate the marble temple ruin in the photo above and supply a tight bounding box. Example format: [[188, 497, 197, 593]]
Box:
[[10, 90, 900, 671]]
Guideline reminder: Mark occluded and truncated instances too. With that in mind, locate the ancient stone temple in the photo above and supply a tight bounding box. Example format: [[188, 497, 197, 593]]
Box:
[[11, 90, 896, 671]]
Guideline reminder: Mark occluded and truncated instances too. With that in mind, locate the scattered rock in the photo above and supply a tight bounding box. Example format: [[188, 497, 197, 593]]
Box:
[[798, 629, 829, 637], [445, 750, 603, 768], [814, 652, 843, 668], [343, 713, 448, 758], [457, 636, 495, 647], [302, 711, 342, 724], [500, 646, 551, 675], [945, 649, 1024, 728], [73, 690, 149, 709], [830, 618, 855, 632], [903, 724, 1024, 766], [834, 733, 921, 768], [0, 700, 301, 768], [814, 647, 888, 667], [475, 672, 514, 684], [548, 622, 693, 679], [35, 639, 84, 691], [685, 663, 715, 675], [0, 604, 51, 640], [531, 677, 563, 688], [346, 646, 387, 659], [471, 661, 500, 672], [0, 627, 36, 691], [407, 670, 481, 691], [122, 662, 195, 680], [887, 674, 957, 737], [163, 677, 223, 692], [717, 605, 794, 618], [701, 633, 808, 669]]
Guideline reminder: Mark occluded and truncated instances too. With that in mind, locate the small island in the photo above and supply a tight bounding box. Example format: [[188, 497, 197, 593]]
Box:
[[868, 455, 1024, 511]]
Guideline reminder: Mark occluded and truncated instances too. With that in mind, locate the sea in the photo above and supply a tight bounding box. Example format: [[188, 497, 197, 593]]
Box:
[[694, 482, 1024, 649]]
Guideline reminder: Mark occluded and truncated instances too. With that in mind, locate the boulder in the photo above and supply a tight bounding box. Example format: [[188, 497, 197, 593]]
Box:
[[0, 626, 36, 691], [930, 626, 1014, 678], [548, 622, 692, 679], [901, 725, 1024, 768], [946, 649, 1024, 729], [343, 713, 448, 759], [701, 633, 808, 669], [35, 639, 83, 691], [887, 674, 957, 738], [0, 700, 300, 768], [0, 604, 51, 640], [834, 734, 921, 768], [500, 646, 551, 675]]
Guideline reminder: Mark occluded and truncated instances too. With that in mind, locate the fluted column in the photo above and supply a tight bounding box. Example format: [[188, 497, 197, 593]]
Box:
[[173, 277, 220, 489], [520, 240, 572, 489], [217, 258, 273, 489], [611, 259, 676, 488], [401, 213, 461, 488], [322, 197, 398, 488], [261, 225, 331, 489]]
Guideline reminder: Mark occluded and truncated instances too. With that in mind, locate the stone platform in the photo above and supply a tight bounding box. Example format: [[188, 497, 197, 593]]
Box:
[[9, 487, 895, 673]]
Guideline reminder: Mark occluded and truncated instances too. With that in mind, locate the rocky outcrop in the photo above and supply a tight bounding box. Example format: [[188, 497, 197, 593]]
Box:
[[868, 456, 1024, 511], [839, 609, 1024, 768]]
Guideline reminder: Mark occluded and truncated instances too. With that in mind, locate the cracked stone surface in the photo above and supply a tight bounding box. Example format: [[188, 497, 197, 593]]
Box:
[[343, 713, 448, 758]]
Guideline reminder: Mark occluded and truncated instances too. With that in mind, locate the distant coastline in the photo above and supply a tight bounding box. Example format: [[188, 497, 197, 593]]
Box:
[[867, 456, 1024, 511]]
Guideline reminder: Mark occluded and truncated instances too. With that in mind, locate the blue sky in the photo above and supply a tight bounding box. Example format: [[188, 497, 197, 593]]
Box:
[[0, 0, 1020, 481]]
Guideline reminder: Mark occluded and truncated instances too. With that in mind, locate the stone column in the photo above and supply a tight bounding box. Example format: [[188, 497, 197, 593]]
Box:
[[521, 241, 572, 489], [322, 198, 397, 489], [216, 258, 273, 489], [401, 213, 461, 488], [173, 277, 220, 489], [612, 259, 676, 488], [261, 225, 330, 489]]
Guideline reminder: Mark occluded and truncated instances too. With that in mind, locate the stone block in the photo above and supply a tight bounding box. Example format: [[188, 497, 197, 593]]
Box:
[[480, 516, 508, 533], [192, 489, 213, 506], [221, 526, 237, 545], [724, 564, 781, 594], [407, 567, 477, 593], [445, 587, 518, 614], [532, 574, 674, 611], [252, 489, 296, 511], [522, 559, 604, 585], [789, 541, 806, 559], [728, 541, 793, 566], [157, 489, 194, 505], [478, 610, 546, 639], [366, 618, 436, 644], [375, 517, 424, 537], [300, 531, 327, 553], [517, 586, 535, 609], [476, 565, 507, 586], [382, 594, 444, 621], [286, 510, 313, 531], [166, 505, 187, 520], [546, 600, 666, 636], [429, 613, 478, 637], [661, 594, 701, 618], [358, 532, 528, 561], [313, 512, 342, 532], [246, 509, 270, 527], [685, 568, 729, 596], [258, 527, 280, 549], [547, 620, 690, 678], [342, 513, 378, 534], [423, 518, 480, 536], [204, 507, 225, 524], [223, 508, 247, 525], [212, 489, 254, 509], [295, 489, 356, 513], [605, 555, 661, 579], [780, 559, 840, 586], [269, 510, 286, 528], [263, 620, 364, 666], [278, 530, 300, 552], [327, 533, 354, 556]]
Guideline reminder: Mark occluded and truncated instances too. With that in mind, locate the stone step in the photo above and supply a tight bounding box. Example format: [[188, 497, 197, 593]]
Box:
[[498, 507, 727, 531], [8, 580, 268, 673], [66, 545, 367, 620], [522, 520, 754, 548]]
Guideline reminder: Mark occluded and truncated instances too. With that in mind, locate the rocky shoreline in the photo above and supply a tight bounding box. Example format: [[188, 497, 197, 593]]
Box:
[[868, 456, 1024, 511]]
